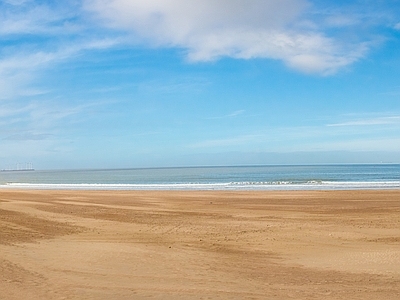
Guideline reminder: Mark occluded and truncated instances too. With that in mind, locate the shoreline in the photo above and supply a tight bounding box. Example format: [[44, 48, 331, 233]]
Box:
[[1, 183, 399, 191], [0, 185, 400, 194], [1, 189, 400, 299], [1, 164, 398, 192]]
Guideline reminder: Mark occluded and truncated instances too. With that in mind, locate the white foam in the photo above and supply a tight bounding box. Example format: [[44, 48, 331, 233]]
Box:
[[3, 181, 399, 191]]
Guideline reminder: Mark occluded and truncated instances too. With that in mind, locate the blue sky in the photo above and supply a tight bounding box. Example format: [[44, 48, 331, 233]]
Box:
[[1, 0, 400, 169]]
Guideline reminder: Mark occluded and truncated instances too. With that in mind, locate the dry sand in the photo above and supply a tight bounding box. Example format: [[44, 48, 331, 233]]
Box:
[[1, 189, 400, 299]]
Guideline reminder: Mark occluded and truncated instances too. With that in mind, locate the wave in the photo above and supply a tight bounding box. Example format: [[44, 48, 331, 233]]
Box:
[[3, 181, 399, 190]]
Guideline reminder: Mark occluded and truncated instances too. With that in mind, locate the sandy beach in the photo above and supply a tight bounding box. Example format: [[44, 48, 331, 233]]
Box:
[[1, 189, 399, 299]]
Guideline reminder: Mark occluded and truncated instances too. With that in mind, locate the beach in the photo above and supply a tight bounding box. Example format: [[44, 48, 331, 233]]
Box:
[[1, 189, 400, 299]]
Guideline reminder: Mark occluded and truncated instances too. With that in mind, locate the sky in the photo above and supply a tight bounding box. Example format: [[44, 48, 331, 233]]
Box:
[[1, 0, 400, 170]]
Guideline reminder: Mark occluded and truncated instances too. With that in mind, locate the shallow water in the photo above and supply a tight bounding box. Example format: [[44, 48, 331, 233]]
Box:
[[1, 164, 399, 190]]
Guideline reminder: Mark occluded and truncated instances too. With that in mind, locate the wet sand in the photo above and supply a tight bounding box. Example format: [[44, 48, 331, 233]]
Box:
[[1, 189, 400, 299]]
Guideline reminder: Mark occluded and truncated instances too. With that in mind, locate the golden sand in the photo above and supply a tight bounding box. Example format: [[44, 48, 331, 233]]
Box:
[[1, 190, 400, 299]]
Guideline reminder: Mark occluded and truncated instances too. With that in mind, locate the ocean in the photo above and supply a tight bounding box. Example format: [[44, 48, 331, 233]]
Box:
[[0, 164, 399, 190]]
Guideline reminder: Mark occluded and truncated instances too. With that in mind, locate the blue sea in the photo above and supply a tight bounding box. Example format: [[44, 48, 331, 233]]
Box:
[[0, 164, 399, 190]]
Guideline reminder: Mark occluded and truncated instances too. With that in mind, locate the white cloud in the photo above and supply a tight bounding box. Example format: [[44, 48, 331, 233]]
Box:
[[85, 0, 370, 74]]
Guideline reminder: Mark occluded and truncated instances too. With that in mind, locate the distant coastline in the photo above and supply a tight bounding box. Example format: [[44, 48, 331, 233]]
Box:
[[1, 168, 35, 172], [1, 163, 34, 172]]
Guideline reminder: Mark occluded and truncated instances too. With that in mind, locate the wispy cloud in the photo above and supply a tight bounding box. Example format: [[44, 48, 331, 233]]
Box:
[[307, 137, 400, 152], [227, 110, 245, 117], [0, 38, 121, 100], [380, 87, 400, 96], [137, 77, 211, 95], [3, 132, 52, 141], [0, 1, 82, 36], [187, 113, 400, 152], [207, 110, 245, 120], [0, 0, 122, 100], [327, 116, 400, 127], [188, 134, 261, 149], [0, 99, 110, 145]]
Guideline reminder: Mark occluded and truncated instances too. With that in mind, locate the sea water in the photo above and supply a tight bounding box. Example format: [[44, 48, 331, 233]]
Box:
[[0, 164, 399, 190]]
